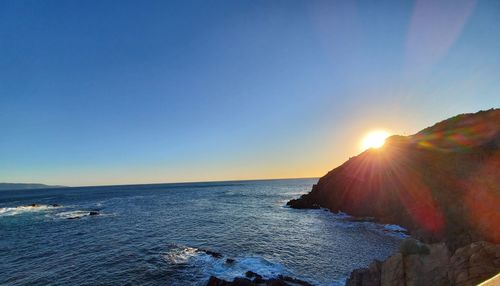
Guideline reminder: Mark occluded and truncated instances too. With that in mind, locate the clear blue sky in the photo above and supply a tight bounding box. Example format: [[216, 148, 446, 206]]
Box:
[[1, 0, 499, 186]]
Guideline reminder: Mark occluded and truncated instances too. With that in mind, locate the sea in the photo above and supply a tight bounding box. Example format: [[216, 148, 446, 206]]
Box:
[[0, 178, 407, 286]]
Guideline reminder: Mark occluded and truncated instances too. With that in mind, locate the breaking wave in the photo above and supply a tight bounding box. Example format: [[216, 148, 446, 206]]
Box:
[[0, 204, 61, 217], [164, 245, 289, 282]]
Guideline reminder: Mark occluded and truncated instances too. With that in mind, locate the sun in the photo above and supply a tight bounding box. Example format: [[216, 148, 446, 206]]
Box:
[[361, 130, 390, 151]]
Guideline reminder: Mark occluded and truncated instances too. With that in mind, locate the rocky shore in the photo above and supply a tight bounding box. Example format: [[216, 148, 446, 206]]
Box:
[[198, 249, 315, 286], [206, 272, 313, 286], [346, 240, 500, 286], [288, 109, 500, 285]]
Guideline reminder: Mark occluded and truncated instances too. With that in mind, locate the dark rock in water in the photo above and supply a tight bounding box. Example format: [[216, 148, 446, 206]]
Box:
[[245, 271, 263, 283], [277, 275, 314, 286], [206, 276, 229, 286], [202, 249, 223, 259], [205, 274, 314, 286], [52, 204, 61, 207], [225, 258, 236, 264], [245, 271, 259, 278], [67, 211, 99, 220], [286, 194, 319, 209], [206, 276, 252, 286]]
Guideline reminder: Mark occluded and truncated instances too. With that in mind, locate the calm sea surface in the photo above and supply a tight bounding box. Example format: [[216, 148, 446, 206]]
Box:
[[0, 179, 405, 286]]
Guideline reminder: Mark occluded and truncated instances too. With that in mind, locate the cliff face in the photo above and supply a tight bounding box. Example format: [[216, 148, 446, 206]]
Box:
[[288, 109, 500, 248], [347, 241, 500, 286]]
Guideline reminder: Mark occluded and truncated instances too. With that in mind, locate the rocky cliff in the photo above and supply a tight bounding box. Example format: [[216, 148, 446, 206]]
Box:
[[288, 109, 499, 248], [346, 240, 500, 286], [287, 109, 500, 285]]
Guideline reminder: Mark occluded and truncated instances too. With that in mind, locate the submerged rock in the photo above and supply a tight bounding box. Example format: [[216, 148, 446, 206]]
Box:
[[199, 249, 223, 259], [205, 274, 314, 286], [65, 210, 100, 220]]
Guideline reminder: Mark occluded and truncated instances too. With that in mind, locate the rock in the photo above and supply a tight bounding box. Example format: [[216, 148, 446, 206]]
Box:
[[287, 109, 500, 247], [245, 271, 263, 283], [447, 241, 500, 286], [206, 276, 231, 286], [380, 253, 404, 286], [225, 258, 236, 264], [89, 211, 99, 216], [399, 238, 430, 256], [350, 241, 500, 286], [205, 273, 314, 286], [203, 249, 223, 259], [346, 260, 381, 286], [278, 275, 315, 286], [286, 195, 320, 209], [403, 243, 450, 286], [230, 278, 254, 286]]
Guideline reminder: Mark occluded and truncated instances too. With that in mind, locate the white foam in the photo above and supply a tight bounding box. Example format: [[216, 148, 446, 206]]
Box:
[[55, 210, 97, 219], [0, 204, 61, 217], [165, 246, 200, 264], [211, 256, 287, 279], [383, 224, 407, 232], [164, 245, 288, 281], [334, 211, 351, 219]]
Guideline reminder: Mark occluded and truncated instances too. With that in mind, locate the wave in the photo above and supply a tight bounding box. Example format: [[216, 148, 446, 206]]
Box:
[[164, 245, 289, 282], [55, 210, 102, 220], [0, 204, 61, 217], [383, 224, 407, 233], [325, 210, 409, 238]]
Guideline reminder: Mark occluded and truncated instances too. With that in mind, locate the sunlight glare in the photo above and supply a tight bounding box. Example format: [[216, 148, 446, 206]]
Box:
[[361, 130, 390, 151]]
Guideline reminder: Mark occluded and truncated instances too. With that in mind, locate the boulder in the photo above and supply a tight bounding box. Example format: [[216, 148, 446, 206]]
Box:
[[205, 273, 314, 286], [349, 241, 500, 286], [346, 260, 381, 286], [447, 241, 500, 286]]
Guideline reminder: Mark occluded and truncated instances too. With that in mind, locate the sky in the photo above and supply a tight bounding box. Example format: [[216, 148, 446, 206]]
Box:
[[1, 0, 499, 186]]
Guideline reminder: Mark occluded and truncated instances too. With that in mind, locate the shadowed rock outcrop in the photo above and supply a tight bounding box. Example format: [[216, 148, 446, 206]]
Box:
[[206, 273, 314, 286], [288, 109, 500, 248], [287, 109, 500, 286], [346, 240, 500, 286]]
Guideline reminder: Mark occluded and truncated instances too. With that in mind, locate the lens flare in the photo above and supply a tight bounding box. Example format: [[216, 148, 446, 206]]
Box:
[[361, 130, 390, 151]]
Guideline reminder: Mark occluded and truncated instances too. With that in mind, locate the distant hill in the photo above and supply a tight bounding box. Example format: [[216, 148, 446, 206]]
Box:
[[0, 183, 65, 191], [288, 108, 499, 249]]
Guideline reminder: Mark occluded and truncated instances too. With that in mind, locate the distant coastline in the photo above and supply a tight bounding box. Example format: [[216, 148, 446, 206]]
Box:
[[0, 183, 66, 191]]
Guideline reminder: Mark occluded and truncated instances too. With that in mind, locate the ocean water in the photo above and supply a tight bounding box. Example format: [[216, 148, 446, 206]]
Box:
[[0, 179, 406, 286]]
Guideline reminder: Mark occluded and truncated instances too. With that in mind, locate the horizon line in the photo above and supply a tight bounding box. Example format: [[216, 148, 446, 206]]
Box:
[[3, 176, 321, 190]]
